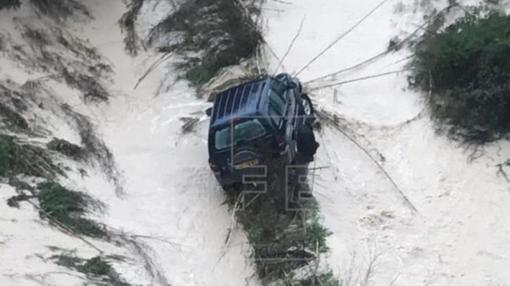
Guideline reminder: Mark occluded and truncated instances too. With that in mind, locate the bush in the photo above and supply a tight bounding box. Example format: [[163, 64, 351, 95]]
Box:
[[297, 271, 341, 286], [0, 135, 18, 176], [147, 0, 263, 86], [119, 0, 145, 56], [38, 182, 107, 238], [47, 138, 84, 160], [411, 11, 510, 142], [0, 135, 62, 178], [0, 103, 29, 131], [52, 254, 131, 286], [0, 86, 29, 131], [225, 158, 338, 285]]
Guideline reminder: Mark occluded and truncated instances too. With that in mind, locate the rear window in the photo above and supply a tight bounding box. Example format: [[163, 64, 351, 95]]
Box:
[[215, 119, 266, 150]]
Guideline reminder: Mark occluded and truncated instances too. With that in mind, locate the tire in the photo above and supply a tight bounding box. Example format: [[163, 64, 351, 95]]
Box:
[[296, 123, 319, 162]]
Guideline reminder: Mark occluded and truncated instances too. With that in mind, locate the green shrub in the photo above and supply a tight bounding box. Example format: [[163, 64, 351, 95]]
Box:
[[0, 103, 29, 131], [147, 0, 262, 86], [47, 138, 84, 160], [52, 254, 131, 286], [52, 253, 83, 268], [411, 11, 510, 142], [0, 135, 61, 178], [119, 0, 144, 56], [38, 182, 106, 238], [185, 65, 217, 86], [225, 158, 339, 285], [81, 256, 115, 277], [0, 135, 18, 176], [297, 271, 341, 286]]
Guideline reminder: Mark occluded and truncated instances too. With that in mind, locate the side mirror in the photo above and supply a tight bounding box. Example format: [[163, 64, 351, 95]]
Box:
[[205, 107, 213, 117]]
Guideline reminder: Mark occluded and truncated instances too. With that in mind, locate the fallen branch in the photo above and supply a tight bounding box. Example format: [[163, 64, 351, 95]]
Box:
[[496, 160, 510, 183], [308, 70, 407, 91], [305, 2, 461, 84], [131, 234, 183, 251], [316, 108, 419, 214], [134, 52, 172, 89], [180, 117, 200, 134], [25, 199, 105, 254], [294, 0, 392, 77], [274, 15, 305, 74]]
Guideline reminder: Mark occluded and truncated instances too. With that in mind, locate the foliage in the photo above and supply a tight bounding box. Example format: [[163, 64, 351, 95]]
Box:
[[61, 68, 110, 101], [81, 257, 118, 278], [225, 158, 339, 285], [47, 138, 84, 160], [0, 84, 29, 132], [0, 135, 17, 176], [0, 103, 28, 131], [119, 0, 145, 56], [0, 135, 62, 178], [52, 254, 131, 286], [52, 253, 83, 268], [297, 271, 342, 286], [147, 0, 263, 86], [61, 104, 124, 195], [411, 10, 510, 142], [16, 25, 112, 102], [38, 182, 107, 238]]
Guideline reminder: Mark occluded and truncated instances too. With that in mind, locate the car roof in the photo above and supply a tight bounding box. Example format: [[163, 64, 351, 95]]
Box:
[[210, 77, 271, 129]]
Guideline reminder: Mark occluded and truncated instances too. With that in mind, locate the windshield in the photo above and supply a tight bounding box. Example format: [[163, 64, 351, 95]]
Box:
[[215, 119, 266, 150]]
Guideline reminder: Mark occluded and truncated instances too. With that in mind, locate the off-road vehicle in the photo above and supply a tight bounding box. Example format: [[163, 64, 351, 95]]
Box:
[[206, 73, 318, 189]]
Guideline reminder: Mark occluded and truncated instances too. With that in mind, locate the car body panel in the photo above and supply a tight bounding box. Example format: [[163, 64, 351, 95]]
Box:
[[207, 73, 313, 189]]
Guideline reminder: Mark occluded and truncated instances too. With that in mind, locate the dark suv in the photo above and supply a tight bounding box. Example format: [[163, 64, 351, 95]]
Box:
[[206, 73, 318, 189]]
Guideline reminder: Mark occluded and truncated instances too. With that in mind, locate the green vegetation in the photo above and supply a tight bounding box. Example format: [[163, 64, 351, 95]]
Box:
[[61, 68, 110, 102], [0, 103, 28, 131], [0, 84, 29, 131], [0, 135, 17, 176], [226, 159, 339, 285], [38, 182, 107, 238], [411, 10, 510, 142], [296, 271, 341, 286], [0, 135, 62, 178], [47, 138, 84, 160], [119, 0, 144, 56], [52, 254, 131, 286], [18, 25, 112, 102], [146, 0, 263, 86]]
